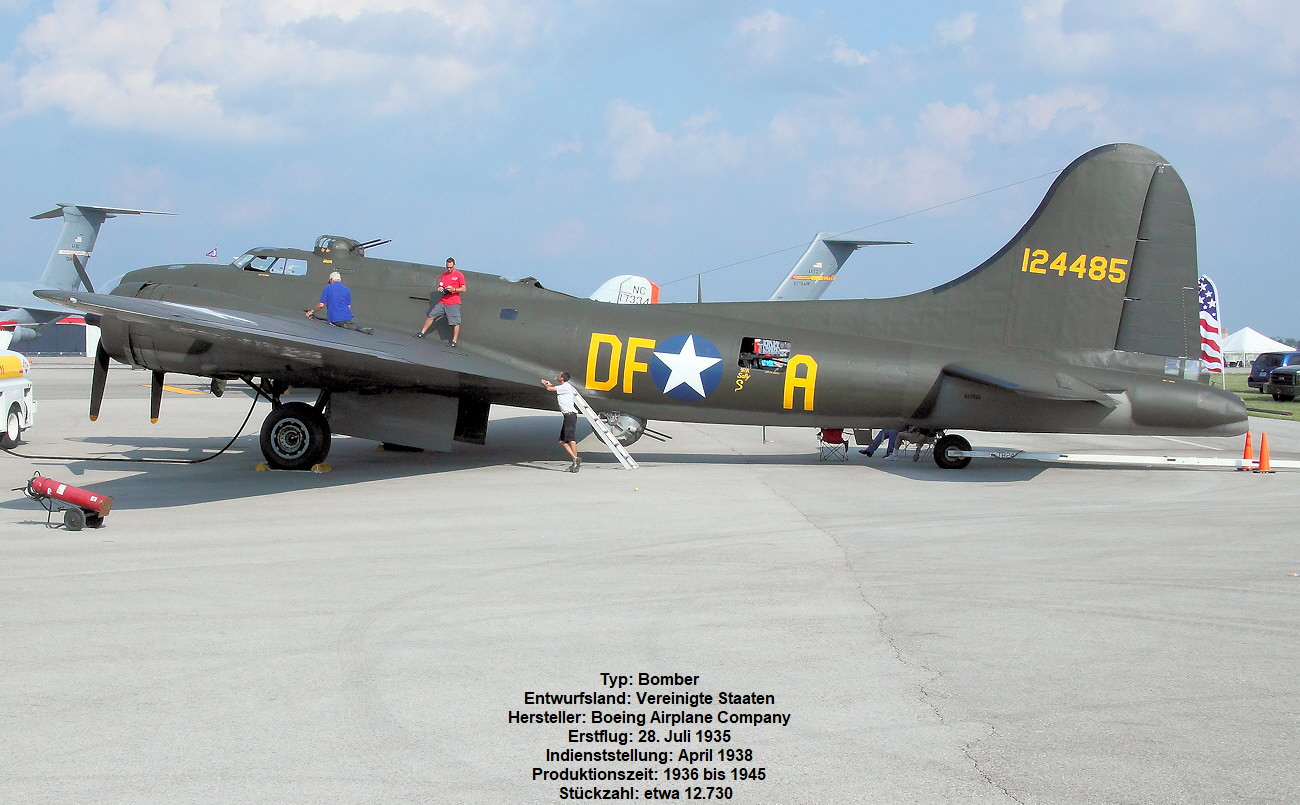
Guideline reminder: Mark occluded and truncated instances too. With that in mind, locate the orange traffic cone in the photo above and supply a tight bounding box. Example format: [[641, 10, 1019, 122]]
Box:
[[1238, 432, 1254, 470], [1255, 433, 1274, 474]]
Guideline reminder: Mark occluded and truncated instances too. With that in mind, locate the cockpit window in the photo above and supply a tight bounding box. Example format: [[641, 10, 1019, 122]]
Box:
[[235, 253, 307, 276]]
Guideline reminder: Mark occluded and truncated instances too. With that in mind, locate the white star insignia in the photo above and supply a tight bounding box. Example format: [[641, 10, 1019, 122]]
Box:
[[654, 336, 721, 397]]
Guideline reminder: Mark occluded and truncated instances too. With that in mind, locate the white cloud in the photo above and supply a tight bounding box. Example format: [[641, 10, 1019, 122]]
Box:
[[605, 101, 674, 180], [1018, 0, 1300, 75], [914, 86, 1109, 152], [828, 36, 875, 67], [603, 101, 742, 182], [1020, 0, 1114, 71], [1006, 87, 1107, 133], [818, 148, 973, 212], [535, 215, 589, 257], [2, 0, 546, 140], [548, 137, 584, 158], [737, 9, 788, 36], [936, 11, 977, 45], [734, 9, 795, 64], [916, 101, 992, 155]]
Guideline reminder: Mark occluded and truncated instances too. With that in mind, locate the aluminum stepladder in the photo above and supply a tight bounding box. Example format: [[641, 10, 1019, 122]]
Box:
[[571, 391, 639, 470]]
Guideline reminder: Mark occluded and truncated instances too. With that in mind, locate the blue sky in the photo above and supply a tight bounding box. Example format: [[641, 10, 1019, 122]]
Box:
[[2, 0, 1298, 337]]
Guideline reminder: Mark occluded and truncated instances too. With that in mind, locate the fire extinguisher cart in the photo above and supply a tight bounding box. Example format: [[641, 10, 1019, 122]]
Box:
[[18, 472, 113, 531]]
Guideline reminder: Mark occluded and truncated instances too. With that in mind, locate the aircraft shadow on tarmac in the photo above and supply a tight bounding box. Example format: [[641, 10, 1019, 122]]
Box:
[[0, 413, 1061, 514]]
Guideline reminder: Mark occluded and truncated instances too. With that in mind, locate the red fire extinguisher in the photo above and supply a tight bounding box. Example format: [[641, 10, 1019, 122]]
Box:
[[19, 472, 113, 530]]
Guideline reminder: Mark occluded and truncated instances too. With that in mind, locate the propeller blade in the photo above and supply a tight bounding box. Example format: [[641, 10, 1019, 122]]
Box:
[[70, 254, 96, 294], [90, 343, 109, 421], [150, 371, 163, 423]]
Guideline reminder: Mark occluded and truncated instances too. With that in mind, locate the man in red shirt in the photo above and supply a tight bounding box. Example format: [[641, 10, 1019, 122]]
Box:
[[416, 257, 466, 346]]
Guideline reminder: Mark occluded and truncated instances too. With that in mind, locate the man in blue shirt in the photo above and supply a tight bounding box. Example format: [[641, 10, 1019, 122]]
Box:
[[306, 272, 372, 334]]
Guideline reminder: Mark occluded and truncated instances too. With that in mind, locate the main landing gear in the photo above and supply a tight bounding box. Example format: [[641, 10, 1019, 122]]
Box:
[[247, 378, 332, 471]]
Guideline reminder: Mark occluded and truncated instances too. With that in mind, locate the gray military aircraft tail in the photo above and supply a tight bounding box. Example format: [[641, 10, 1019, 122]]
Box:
[[766, 234, 908, 301], [0, 204, 171, 346]]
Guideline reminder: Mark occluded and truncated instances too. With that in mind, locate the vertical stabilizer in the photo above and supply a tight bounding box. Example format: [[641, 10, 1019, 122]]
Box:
[[768, 234, 908, 301], [31, 204, 173, 290], [897, 144, 1194, 358]]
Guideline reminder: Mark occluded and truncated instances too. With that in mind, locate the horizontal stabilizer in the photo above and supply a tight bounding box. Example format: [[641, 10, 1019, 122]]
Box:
[[31, 204, 174, 220], [943, 363, 1117, 407]]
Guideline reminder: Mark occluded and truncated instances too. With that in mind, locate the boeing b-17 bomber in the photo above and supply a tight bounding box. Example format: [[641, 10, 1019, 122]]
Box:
[[39, 143, 1247, 471]]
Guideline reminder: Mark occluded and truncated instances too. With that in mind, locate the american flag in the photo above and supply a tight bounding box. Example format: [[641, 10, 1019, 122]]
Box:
[[1198, 275, 1223, 373]]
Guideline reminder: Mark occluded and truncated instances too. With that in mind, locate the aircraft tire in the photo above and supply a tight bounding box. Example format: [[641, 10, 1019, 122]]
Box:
[[933, 433, 972, 470], [1, 404, 20, 448], [260, 402, 331, 470]]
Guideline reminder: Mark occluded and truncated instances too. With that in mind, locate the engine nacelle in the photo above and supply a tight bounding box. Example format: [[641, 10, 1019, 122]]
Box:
[[10, 326, 39, 345], [598, 411, 648, 446]]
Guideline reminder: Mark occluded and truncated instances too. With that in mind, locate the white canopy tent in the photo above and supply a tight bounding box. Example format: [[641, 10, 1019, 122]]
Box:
[[1222, 327, 1294, 365]]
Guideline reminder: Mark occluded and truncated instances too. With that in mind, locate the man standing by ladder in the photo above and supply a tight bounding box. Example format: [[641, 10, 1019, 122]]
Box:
[[541, 371, 581, 472]]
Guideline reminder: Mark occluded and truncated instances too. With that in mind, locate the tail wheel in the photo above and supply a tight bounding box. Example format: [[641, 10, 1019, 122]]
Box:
[[260, 402, 331, 470], [934, 433, 972, 470], [1, 404, 21, 448]]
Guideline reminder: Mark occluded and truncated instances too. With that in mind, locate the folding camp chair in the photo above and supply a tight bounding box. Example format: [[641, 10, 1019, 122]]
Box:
[[817, 428, 850, 461], [894, 428, 935, 462]]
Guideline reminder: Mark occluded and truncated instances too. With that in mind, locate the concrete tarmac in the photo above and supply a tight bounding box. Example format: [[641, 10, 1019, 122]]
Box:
[[2, 359, 1297, 803]]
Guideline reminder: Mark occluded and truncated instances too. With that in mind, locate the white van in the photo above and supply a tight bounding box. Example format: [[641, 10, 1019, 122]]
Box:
[[0, 349, 36, 448]]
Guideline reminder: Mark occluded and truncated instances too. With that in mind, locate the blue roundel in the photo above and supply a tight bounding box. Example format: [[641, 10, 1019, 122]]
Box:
[[649, 334, 724, 401]]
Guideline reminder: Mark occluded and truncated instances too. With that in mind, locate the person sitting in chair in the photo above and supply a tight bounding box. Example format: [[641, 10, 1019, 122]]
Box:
[[860, 428, 900, 461]]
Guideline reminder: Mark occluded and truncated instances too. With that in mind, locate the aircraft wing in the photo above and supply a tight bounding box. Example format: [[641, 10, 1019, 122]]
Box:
[[33, 290, 545, 393], [943, 363, 1119, 408]]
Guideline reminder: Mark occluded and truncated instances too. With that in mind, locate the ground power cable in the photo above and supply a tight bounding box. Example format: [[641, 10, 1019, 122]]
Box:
[[1, 393, 262, 465]]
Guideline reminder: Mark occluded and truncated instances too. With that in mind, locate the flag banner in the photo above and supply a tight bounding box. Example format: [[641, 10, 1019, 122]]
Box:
[[205, 247, 218, 260], [1199, 275, 1223, 373]]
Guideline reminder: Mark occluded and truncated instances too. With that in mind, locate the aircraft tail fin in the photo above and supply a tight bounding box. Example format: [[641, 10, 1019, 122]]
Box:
[[768, 234, 908, 301], [910, 144, 1199, 363], [590, 275, 660, 304], [32, 204, 173, 291]]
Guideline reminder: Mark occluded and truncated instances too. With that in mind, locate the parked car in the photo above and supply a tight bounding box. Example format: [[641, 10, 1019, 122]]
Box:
[[1248, 351, 1300, 392]]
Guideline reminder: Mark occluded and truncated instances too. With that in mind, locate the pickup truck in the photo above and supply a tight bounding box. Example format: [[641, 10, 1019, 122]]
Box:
[[1265, 363, 1300, 402]]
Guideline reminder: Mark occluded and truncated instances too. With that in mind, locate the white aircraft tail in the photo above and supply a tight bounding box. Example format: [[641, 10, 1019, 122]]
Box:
[[589, 274, 660, 304], [767, 233, 908, 301], [31, 204, 173, 292]]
